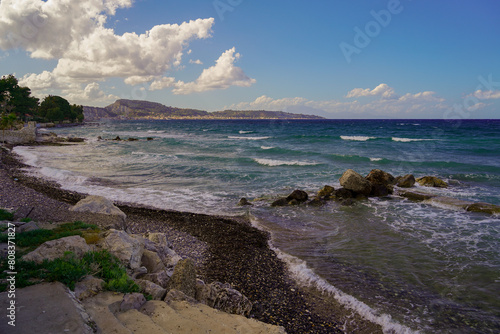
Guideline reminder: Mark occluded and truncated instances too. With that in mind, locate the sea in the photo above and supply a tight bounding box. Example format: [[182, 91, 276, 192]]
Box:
[[13, 119, 500, 333]]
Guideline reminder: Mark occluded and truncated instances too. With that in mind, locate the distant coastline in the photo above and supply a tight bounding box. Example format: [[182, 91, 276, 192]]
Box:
[[83, 99, 325, 121]]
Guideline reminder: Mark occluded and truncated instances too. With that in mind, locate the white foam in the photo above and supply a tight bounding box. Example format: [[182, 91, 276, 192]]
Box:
[[254, 158, 319, 166], [370, 157, 383, 162], [13, 146, 39, 166], [392, 138, 434, 142], [228, 136, 270, 140], [38, 166, 89, 185], [260, 146, 274, 150], [341, 136, 376, 141], [239, 130, 254, 134]]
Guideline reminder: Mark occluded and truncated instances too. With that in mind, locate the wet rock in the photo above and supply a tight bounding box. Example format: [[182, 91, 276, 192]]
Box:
[[397, 190, 435, 201], [416, 176, 448, 188], [286, 189, 309, 203], [370, 183, 392, 197], [120, 293, 146, 312], [365, 169, 395, 186], [67, 137, 85, 143], [169, 258, 197, 299], [146, 137, 154, 141], [237, 198, 253, 206], [465, 202, 500, 215], [317, 185, 335, 199], [396, 174, 415, 188], [307, 197, 325, 206], [22, 235, 91, 264], [127, 137, 138, 141], [113, 136, 121, 141], [340, 169, 372, 196], [340, 198, 355, 206], [271, 197, 289, 207], [334, 188, 354, 199]]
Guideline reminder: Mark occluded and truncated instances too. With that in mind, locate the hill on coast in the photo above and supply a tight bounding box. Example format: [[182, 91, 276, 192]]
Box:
[[83, 99, 324, 121]]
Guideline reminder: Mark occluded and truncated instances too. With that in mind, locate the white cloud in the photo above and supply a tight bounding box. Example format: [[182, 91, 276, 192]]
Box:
[[64, 82, 119, 105], [1, 0, 254, 104], [227, 86, 447, 118], [173, 47, 256, 95], [471, 90, 500, 100], [189, 59, 203, 65], [346, 83, 397, 99]]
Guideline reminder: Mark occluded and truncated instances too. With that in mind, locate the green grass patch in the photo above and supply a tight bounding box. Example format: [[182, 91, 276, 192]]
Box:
[[20, 217, 32, 223], [0, 250, 139, 293], [0, 209, 14, 221]]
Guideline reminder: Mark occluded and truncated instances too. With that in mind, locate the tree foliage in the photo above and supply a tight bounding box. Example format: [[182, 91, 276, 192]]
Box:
[[0, 74, 39, 121], [39, 95, 84, 122]]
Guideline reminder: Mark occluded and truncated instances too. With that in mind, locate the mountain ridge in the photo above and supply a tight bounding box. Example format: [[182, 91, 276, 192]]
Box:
[[83, 99, 324, 121]]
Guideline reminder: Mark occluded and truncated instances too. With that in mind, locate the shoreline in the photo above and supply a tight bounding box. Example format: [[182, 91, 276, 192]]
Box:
[[1, 145, 386, 333]]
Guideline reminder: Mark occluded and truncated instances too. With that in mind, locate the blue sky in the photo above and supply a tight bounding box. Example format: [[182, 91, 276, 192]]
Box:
[[1, 0, 499, 118]]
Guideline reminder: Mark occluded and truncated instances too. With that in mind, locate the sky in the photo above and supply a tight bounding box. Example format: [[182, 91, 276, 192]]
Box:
[[1, 0, 499, 119]]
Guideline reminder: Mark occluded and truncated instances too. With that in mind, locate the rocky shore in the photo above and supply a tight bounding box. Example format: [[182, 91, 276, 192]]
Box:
[[0, 146, 375, 333]]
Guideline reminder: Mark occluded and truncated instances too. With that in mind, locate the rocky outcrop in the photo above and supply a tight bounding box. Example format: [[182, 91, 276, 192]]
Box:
[[396, 174, 415, 188], [135, 279, 167, 300], [238, 198, 253, 206], [169, 258, 197, 299], [100, 229, 144, 269], [416, 176, 448, 188], [120, 293, 147, 312], [366, 169, 395, 186], [340, 169, 372, 196], [465, 202, 500, 215], [196, 281, 253, 317], [141, 249, 166, 274], [74, 275, 105, 300], [271, 189, 309, 206], [22, 235, 91, 263], [317, 185, 335, 199], [70, 195, 127, 228]]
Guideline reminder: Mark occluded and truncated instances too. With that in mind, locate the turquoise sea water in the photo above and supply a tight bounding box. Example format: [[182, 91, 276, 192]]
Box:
[[15, 119, 500, 333]]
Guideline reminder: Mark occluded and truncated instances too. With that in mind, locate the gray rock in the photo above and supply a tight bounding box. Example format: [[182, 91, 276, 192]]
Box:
[[237, 198, 253, 206], [120, 293, 146, 312], [100, 229, 144, 269], [22, 236, 91, 264], [74, 275, 105, 300], [271, 197, 289, 207], [138, 271, 170, 288], [416, 176, 448, 188], [164, 289, 198, 304], [134, 279, 167, 300], [286, 189, 309, 203], [365, 169, 395, 186], [143, 233, 181, 269], [169, 258, 196, 299], [396, 174, 415, 188], [465, 202, 500, 215], [141, 249, 166, 273], [307, 197, 325, 206], [196, 281, 252, 317], [17, 221, 40, 233], [70, 195, 126, 224], [340, 169, 372, 195]]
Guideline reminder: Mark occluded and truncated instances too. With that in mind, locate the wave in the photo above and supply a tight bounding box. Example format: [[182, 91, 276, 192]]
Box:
[[369, 157, 383, 162], [260, 146, 275, 150], [239, 130, 254, 134], [340, 136, 377, 141], [254, 158, 319, 166], [228, 136, 270, 140], [392, 137, 435, 142]]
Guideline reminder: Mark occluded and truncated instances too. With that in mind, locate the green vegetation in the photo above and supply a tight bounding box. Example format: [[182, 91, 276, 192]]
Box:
[[0, 74, 84, 124], [0, 221, 99, 251], [0, 208, 14, 221]]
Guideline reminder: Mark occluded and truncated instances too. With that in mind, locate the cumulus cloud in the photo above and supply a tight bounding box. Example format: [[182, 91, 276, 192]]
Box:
[[189, 59, 203, 65], [173, 47, 256, 95], [471, 90, 500, 100], [0, 0, 254, 104], [227, 86, 447, 118], [346, 83, 397, 99]]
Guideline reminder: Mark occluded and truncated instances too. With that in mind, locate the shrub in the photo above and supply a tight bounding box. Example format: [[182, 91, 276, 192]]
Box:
[[0, 209, 14, 221]]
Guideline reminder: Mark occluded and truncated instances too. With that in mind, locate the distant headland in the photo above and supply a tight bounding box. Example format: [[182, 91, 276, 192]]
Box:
[[83, 99, 324, 121]]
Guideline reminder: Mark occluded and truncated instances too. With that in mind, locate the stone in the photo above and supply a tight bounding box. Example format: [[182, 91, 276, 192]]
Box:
[[164, 289, 198, 304], [271, 197, 289, 207], [465, 202, 500, 215], [138, 271, 170, 288], [22, 236, 91, 264], [70, 195, 127, 224], [307, 197, 325, 206], [169, 258, 197, 299], [416, 176, 448, 188], [317, 185, 335, 198], [365, 169, 395, 186], [196, 281, 252, 317], [127, 137, 138, 141], [17, 221, 40, 233], [113, 136, 121, 141], [101, 229, 144, 269], [135, 279, 167, 300], [340, 198, 355, 206], [334, 188, 354, 199], [141, 249, 166, 273], [370, 183, 392, 197], [396, 174, 415, 188], [397, 190, 435, 202], [74, 275, 105, 300], [143, 233, 181, 269], [339, 169, 372, 195], [146, 137, 154, 141], [286, 189, 309, 203], [120, 293, 147, 312], [237, 198, 253, 206]]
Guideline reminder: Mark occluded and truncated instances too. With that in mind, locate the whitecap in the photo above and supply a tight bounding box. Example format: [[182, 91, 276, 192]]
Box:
[[392, 137, 435, 142], [340, 136, 376, 141], [239, 130, 254, 134], [260, 146, 275, 150], [228, 136, 270, 140], [254, 158, 319, 166], [370, 157, 383, 162]]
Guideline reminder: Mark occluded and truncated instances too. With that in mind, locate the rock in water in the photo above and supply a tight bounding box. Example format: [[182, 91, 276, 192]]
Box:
[[317, 185, 335, 199], [365, 169, 395, 185], [237, 198, 253, 206], [169, 258, 197, 298], [286, 189, 309, 203], [465, 202, 500, 215], [416, 176, 448, 188], [396, 174, 415, 188], [339, 169, 372, 196], [22, 235, 91, 263]]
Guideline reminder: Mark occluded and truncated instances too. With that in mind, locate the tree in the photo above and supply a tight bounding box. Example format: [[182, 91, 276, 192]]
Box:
[[71, 104, 84, 123], [0, 112, 18, 143], [39, 95, 72, 122], [0, 75, 39, 120]]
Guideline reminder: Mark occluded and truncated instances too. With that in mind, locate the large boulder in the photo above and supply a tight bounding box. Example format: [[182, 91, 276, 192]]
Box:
[[286, 190, 309, 203], [134, 279, 167, 300], [120, 293, 146, 312], [396, 174, 415, 188], [416, 176, 448, 188], [100, 229, 144, 269], [365, 169, 395, 186], [334, 188, 354, 199], [22, 236, 91, 264], [141, 249, 166, 274], [169, 258, 197, 299], [317, 185, 335, 199], [465, 202, 500, 215], [339, 169, 372, 196], [74, 275, 105, 300], [70, 195, 126, 225], [143, 233, 181, 270], [196, 281, 252, 317], [137, 271, 170, 288]]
